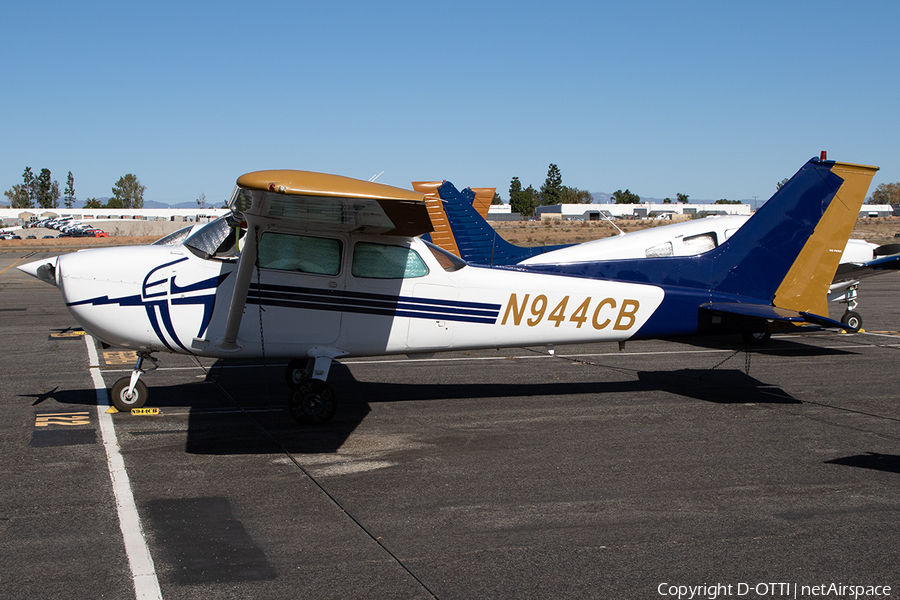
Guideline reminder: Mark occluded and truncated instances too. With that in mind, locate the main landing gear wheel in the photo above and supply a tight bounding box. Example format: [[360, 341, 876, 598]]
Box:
[[841, 310, 862, 330], [284, 358, 311, 387], [289, 380, 337, 426], [111, 377, 149, 412]]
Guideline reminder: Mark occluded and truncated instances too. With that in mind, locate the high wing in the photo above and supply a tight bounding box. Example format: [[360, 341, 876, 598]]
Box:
[[219, 171, 433, 350], [236, 170, 432, 236]]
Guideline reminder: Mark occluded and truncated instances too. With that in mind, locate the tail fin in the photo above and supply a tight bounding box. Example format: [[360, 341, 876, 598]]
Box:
[[713, 157, 877, 312], [469, 187, 496, 219], [411, 180, 568, 265], [771, 161, 878, 315], [411, 181, 462, 257]]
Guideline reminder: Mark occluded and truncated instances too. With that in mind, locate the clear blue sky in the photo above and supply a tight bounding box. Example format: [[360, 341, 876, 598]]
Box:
[[3, 0, 898, 205]]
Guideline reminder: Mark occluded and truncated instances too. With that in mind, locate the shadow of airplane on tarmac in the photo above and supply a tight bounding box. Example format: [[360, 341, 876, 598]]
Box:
[[24, 360, 798, 456], [667, 333, 860, 357], [826, 452, 900, 474]]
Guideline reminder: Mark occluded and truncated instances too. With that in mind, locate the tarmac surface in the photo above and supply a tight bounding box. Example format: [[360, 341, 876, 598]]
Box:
[[2, 250, 899, 599]]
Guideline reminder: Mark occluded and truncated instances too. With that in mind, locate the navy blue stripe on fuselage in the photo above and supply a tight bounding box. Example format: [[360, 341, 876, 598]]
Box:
[[246, 283, 500, 324]]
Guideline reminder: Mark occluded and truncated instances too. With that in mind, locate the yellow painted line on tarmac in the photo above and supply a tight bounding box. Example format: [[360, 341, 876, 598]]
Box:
[[50, 329, 86, 339], [0, 253, 36, 276], [35, 411, 91, 427]]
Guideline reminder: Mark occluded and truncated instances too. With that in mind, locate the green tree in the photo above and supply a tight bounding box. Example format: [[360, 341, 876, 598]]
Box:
[[111, 174, 146, 208], [196, 191, 206, 209], [35, 168, 57, 208], [491, 192, 502, 205], [540, 163, 563, 206], [663, 198, 672, 204], [559, 185, 593, 204], [509, 176, 535, 216], [50, 180, 60, 208], [4, 184, 31, 208], [22, 167, 37, 208], [509, 176, 522, 199], [64, 172, 75, 208], [869, 182, 900, 204], [612, 189, 640, 204], [84, 198, 102, 209], [715, 199, 742, 204], [676, 193, 689, 204]]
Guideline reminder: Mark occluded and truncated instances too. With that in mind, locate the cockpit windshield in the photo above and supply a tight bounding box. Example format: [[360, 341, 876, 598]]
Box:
[[184, 215, 245, 260], [152, 225, 196, 246]]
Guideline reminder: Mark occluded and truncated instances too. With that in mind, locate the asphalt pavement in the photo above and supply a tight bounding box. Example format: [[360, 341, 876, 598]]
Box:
[[2, 250, 899, 599]]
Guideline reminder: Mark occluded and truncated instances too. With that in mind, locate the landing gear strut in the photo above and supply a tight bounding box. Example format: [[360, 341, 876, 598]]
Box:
[[834, 283, 863, 331], [284, 358, 310, 387], [110, 352, 157, 412], [286, 355, 337, 425]]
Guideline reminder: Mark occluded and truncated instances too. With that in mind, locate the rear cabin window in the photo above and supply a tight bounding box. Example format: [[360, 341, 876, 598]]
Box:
[[352, 242, 429, 279], [645, 241, 674, 258], [258, 233, 342, 275], [682, 232, 717, 254]]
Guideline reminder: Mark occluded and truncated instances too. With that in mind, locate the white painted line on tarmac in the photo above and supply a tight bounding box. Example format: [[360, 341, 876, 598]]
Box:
[[85, 335, 163, 600]]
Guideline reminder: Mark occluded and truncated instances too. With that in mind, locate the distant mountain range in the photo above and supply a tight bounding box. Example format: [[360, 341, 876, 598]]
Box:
[[590, 192, 753, 205]]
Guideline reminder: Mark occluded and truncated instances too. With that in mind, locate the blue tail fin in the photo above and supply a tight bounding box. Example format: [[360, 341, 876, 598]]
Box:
[[413, 180, 569, 265]]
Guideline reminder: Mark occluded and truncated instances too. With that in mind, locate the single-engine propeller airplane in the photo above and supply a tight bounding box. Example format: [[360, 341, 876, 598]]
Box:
[[19, 155, 877, 424], [416, 165, 900, 331]]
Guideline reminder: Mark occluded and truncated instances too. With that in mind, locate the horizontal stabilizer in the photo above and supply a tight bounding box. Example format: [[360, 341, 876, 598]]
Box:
[[833, 253, 900, 282], [701, 302, 856, 332]]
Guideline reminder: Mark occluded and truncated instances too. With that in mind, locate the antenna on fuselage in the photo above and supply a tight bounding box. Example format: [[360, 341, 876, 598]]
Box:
[[599, 211, 626, 236]]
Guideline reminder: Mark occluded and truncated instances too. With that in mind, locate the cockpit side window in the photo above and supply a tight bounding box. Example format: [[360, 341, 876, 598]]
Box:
[[352, 242, 429, 279], [258, 233, 342, 275], [184, 216, 243, 260]]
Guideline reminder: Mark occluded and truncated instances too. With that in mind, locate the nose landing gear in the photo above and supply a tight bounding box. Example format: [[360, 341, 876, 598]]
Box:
[[110, 352, 157, 412]]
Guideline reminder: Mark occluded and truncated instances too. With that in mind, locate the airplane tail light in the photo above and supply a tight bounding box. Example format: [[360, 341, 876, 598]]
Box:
[[820, 150, 827, 161]]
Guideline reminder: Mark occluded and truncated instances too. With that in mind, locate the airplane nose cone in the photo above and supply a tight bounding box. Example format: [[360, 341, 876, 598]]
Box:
[[18, 256, 60, 286]]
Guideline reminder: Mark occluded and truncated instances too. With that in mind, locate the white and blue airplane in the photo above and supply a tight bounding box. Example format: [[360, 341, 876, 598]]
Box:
[[19, 156, 877, 423]]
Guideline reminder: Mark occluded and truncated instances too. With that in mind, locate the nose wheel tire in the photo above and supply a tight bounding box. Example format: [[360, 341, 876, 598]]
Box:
[[289, 380, 337, 426], [111, 377, 149, 412]]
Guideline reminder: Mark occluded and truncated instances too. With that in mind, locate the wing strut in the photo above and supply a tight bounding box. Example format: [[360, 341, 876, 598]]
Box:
[[217, 225, 260, 351]]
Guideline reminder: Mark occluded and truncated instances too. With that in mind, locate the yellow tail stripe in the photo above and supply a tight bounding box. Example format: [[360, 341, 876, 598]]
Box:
[[774, 161, 878, 314]]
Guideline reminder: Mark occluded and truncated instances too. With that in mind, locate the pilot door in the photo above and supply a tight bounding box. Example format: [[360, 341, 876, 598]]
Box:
[[240, 230, 345, 351]]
